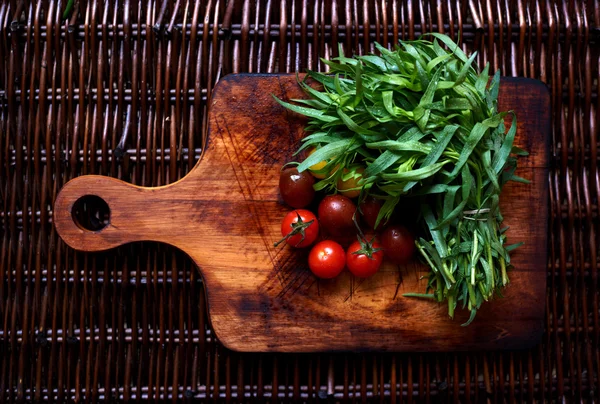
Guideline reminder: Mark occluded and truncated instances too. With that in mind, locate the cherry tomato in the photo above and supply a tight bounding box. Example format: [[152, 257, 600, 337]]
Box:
[[308, 240, 346, 279], [359, 196, 383, 229], [276, 210, 319, 248], [346, 239, 383, 278], [307, 147, 339, 179], [318, 195, 357, 238], [379, 225, 415, 264], [336, 167, 364, 199], [279, 167, 315, 208]]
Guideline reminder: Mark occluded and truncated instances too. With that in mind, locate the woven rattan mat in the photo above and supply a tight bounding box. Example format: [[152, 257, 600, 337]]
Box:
[[1, 1, 598, 402]]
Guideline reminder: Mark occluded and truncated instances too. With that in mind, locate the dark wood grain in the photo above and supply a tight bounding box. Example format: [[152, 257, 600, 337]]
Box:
[[53, 74, 550, 352]]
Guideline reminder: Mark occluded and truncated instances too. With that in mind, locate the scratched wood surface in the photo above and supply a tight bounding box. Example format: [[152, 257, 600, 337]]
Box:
[[53, 74, 550, 352]]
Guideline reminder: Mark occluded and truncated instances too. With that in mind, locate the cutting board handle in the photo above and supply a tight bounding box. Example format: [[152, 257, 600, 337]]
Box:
[[53, 175, 177, 252]]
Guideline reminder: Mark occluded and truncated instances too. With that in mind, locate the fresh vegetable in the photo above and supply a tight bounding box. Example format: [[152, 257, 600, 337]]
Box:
[[307, 147, 338, 179], [308, 240, 346, 278], [275, 210, 319, 248], [62, 0, 74, 19], [336, 167, 365, 198], [276, 34, 527, 324], [279, 167, 315, 208], [359, 196, 383, 229], [317, 195, 356, 238], [380, 225, 415, 264], [346, 237, 384, 277]]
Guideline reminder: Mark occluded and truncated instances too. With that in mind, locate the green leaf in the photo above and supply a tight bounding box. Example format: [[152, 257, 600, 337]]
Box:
[[482, 149, 500, 192], [403, 293, 436, 299], [441, 185, 460, 238], [492, 113, 517, 174], [475, 63, 490, 94], [289, 98, 330, 109], [305, 70, 337, 91], [272, 96, 338, 122], [510, 175, 531, 184], [296, 138, 354, 172], [397, 126, 427, 142], [415, 58, 430, 90], [359, 55, 390, 72], [351, 62, 364, 108], [298, 80, 334, 106], [425, 33, 469, 63], [404, 125, 458, 191], [434, 167, 473, 229], [375, 194, 400, 229], [336, 107, 380, 136], [449, 113, 507, 177], [461, 309, 478, 326], [422, 205, 448, 258], [321, 58, 354, 73], [505, 242, 524, 252], [511, 146, 529, 156], [381, 160, 449, 182], [487, 70, 501, 110], [415, 69, 441, 130], [426, 54, 451, 73], [410, 183, 455, 196], [454, 51, 478, 86], [417, 238, 445, 279], [382, 91, 396, 116], [363, 150, 402, 179], [445, 98, 472, 110], [366, 140, 431, 154]]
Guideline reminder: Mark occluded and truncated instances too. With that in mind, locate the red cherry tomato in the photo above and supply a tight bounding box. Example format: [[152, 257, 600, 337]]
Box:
[[277, 209, 319, 248], [346, 239, 384, 277], [359, 196, 383, 229], [308, 240, 346, 279], [318, 195, 357, 238], [279, 167, 315, 208], [379, 225, 415, 264]]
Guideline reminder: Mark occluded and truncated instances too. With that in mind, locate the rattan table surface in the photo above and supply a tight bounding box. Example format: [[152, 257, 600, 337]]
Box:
[[1, 0, 598, 402]]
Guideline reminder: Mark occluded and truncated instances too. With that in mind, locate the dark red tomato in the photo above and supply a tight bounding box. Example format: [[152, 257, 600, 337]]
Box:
[[379, 225, 415, 264], [359, 196, 383, 229], [308, 240, 346, 279], [318, 195, 357, 238], [279, 167, 315, 208], [346, 239, 384, 278], [277, 209, 319, 248]]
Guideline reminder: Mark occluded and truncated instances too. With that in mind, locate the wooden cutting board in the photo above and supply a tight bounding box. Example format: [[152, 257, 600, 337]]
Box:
[[54, 74, 550, 352]]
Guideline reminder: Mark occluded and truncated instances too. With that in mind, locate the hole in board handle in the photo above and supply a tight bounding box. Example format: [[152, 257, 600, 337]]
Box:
[[71, 195, 111, 232]]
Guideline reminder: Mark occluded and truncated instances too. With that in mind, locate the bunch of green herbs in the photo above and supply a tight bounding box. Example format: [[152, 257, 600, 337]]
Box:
[[275, 34, 528, 325]]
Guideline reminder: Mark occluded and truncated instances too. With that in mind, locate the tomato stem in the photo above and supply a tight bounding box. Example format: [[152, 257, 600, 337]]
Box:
[[351, 234, 382, 260], [273, 212, 316, 248], [349, 212, 382, 259]]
